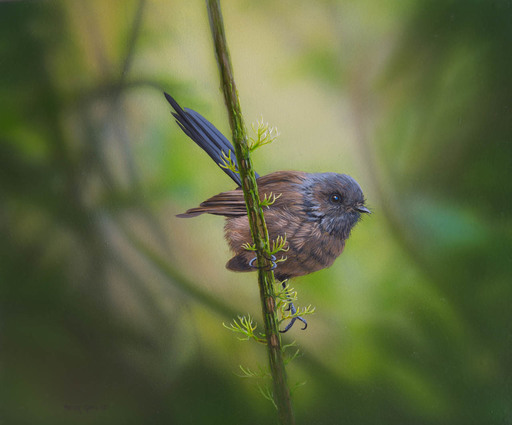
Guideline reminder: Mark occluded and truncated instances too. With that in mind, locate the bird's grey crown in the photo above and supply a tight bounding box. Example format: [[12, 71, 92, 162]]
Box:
[[301, 172, 366, 238]]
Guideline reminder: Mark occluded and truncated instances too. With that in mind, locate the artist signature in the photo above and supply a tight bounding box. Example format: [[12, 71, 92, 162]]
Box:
[[64, 404, 108, 413]]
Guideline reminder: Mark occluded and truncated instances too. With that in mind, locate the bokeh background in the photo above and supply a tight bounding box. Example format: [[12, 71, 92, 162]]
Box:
[[1, 0, 511, 424]]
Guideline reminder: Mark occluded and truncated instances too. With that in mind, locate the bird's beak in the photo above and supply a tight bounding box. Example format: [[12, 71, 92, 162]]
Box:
[[355, 205, 371, 214]]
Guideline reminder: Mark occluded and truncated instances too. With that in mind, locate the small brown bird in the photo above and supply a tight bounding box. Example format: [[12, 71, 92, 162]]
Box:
[[178, 170, 369, 281], [165, 93, 370, 329]]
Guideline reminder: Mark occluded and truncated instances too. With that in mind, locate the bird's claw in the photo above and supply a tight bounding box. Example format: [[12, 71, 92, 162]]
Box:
[[246, 268, 309, 332], [279, 300, 308, 333], [280, 315, 308, 333], [248, 255, 277, 271]]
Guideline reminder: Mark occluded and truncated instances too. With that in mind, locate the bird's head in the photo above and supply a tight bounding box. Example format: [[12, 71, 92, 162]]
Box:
[[302, 172, 370, 239]]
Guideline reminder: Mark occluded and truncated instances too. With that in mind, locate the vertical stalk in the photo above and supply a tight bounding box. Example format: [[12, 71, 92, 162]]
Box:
[[205, 1, 295, 424]]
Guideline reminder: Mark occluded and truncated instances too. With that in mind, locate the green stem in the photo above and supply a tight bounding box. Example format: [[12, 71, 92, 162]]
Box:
[[205, 1, 295, 424]]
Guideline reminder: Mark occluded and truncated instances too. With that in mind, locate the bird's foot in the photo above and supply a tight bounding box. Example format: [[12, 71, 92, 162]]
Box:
[[279, 301, 308, 333], [248, 255, 277, 271]]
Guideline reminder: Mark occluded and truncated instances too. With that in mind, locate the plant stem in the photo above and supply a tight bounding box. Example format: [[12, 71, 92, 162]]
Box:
[[205, 1, 295, 424]]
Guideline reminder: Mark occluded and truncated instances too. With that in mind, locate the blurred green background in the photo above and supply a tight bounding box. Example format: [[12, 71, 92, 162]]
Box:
[[1, 0, 511, 424]]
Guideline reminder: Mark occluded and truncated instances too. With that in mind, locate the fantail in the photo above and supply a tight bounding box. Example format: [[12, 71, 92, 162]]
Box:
[[165, 93, 369, 329]]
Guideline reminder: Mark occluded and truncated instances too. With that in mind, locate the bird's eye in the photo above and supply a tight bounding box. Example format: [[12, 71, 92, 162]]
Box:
[[329, 193, 342, 204]]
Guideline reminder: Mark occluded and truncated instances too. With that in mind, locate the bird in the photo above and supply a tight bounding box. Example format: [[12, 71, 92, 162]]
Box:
[[165, 93, 370, 330]]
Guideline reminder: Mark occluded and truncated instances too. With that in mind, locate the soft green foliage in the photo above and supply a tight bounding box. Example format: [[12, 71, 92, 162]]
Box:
[[260, 191, 282, 208], [243, 234, 289, 256], [248, 118, 280, 152], [237, 364, 270, 379], [224, 315, 266, 344], [258, 384, 278, 409], [225, 312, 305, 411], [218, 149, 239, 176], [269, 234, 289, 256], [241, 241, 258, 252]]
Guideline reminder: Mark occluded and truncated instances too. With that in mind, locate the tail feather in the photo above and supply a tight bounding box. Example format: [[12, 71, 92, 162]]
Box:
[[185, 108, 235, 158], [164, 93, 259, 186]]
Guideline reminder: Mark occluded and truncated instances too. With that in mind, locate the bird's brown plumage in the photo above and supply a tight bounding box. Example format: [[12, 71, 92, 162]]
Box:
[[178, 170, 355, 281]]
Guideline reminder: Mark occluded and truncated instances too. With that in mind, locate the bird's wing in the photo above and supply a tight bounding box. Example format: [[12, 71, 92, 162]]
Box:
[[176, 188, 247, 217], [176, 171, 308, 218]]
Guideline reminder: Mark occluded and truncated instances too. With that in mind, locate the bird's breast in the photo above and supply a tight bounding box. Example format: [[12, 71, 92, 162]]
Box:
[[265, 208, 346, 277], [224, 201, 347, 280]]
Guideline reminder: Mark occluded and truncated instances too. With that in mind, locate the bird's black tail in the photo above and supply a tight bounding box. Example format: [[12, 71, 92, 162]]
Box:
[[164, 93, 258, 186]]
